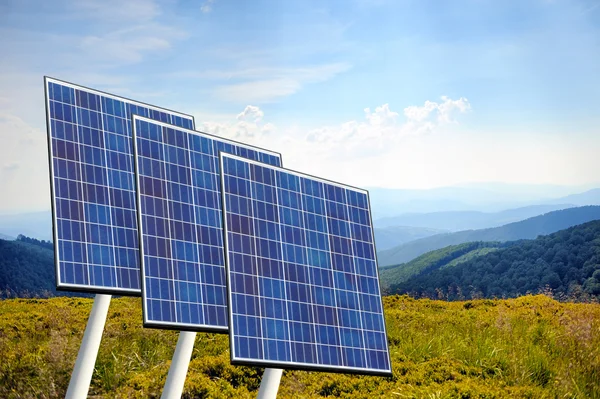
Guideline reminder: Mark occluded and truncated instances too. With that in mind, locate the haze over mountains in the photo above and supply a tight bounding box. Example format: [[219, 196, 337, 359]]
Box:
[[368, 185, 600, 218], [0, 211, 52, 241], [1, 185, 599, 245], [377, 206, 600, 267], [0, 233, 15, 240], [373, 226, 448, 251], [374, 204, 574, 231]]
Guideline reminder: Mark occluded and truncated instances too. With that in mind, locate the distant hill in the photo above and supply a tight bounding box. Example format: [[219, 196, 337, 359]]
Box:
[[379, 241, 504, 290], [389, 220, 600, 300], [377, 206, 600, 267], [374, 203, 575, 231], [0, 211, 52, 241], [368, 186, 535, 218], [374, 225, 447, 251], [0, 233, 15, 240], [0, 235, 83, 298], [366, 185, 598, 218], [546, 188, 600, 206]]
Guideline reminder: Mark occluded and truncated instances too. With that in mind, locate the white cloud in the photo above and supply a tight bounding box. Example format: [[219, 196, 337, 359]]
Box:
[[195, 97, 470, 161], [0, 112, 49, 212], [184, 63, 351, 103], [188, 63, 351, 81], [10, 0, 187, 68], [79, 25, 186, 65], [201, 0, 215, 13], [404, 96, 471, 124], [434, 96, 471, 123], [73, 0, 160, 22], [365, 103, 399, 127], [215, 78, 302, 103], [190, 97, 473, 188], [304, 96, 471, 157], [403, 101, 439, 122], [198, 105, 273, 143], [261, 122, 276, 134], [143, 99, 600, 193], [237, 105, 264, 123], [2, 163, 19, 173]]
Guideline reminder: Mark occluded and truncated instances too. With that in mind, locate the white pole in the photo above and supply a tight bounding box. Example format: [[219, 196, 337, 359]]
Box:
[[65, 293, 111, 399], [257, 368, 283, 399], [161, 331, 197, 399]]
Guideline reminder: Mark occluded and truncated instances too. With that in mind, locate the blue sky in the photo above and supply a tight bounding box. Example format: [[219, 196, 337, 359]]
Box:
[[1, 0, 599, 212]]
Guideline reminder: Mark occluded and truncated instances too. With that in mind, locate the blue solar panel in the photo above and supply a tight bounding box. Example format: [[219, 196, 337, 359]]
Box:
[[132, 115, 282, 331], [220, 154, 392, 376], [44, 77, 195, 295]]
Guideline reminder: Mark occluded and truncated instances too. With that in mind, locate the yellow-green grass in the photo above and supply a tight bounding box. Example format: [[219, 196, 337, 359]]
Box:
[[1, 295, 598, 398]]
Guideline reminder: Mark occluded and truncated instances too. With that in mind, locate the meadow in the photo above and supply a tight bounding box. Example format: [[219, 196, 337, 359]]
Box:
[[0, 294, 598, 398]]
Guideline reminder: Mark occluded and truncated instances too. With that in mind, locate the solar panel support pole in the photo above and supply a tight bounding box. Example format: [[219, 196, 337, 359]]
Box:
[[65, 293, 111, 399], [257, 368, 283, 399], [161, 331, 197, 399]]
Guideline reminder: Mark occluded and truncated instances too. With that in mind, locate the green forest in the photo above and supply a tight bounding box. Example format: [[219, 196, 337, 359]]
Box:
[[379, 241, 506, 290], [0, 236, 59, 298], [389, 220, 600, 301]]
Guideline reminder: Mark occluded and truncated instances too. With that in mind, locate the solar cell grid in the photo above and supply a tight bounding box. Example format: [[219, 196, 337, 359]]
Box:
[[45, 77, 195, 294], [221, 154, 392, 376], [132, 115, 282, 331]]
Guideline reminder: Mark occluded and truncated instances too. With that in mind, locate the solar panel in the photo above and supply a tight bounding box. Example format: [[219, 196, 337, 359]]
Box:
[[44, 77, 195, 295], [220, 154, 392, 376], [132, 115, 282, 331]]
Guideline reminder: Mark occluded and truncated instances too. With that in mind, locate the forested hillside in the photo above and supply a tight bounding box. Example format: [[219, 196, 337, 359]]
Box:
[[0, 237, 57, 297], [389, 220, 600, 300], [377, 205, 600, 266], [379, 241, 505, 290]]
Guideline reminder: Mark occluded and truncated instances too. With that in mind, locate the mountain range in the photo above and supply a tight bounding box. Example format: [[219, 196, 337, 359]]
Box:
[[386, 220, 600, 300], [1, 186, 599, 243], [373, 225, 448, 251], [374, 203, 574, 231], [377, 205, 600, 267], [368, 186, 600, 218]]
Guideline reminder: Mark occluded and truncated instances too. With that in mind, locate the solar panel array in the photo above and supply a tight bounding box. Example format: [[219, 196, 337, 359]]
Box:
[[220, 154, 391, 375], [45, 77, 391, 376], [45, 77, 195, 294], [132, 116, 282, 330]]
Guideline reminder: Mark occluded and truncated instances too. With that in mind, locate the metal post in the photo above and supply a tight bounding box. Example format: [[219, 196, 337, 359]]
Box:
[[65, 293, 111, 399], [257, 368, 283, 399], [161, 331, 197, 399]]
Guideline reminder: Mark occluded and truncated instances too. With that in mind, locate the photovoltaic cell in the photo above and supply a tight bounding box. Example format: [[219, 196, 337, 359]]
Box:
[[220, 153, 392, 376], [132, 116, 282, 331], [44, 77, 195, 295]]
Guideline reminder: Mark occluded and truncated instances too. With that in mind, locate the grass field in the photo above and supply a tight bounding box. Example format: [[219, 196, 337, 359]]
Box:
[[1, 294, 598, 398]]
